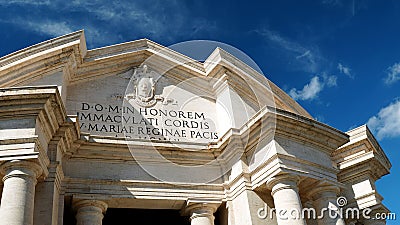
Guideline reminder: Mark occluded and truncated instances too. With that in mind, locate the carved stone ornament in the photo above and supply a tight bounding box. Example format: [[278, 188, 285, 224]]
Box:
[[125, 65, 176, 107]]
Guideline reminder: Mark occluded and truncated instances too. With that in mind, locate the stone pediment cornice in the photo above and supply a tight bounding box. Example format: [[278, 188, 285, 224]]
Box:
[[0, 31, 86, 68], [0, 30, 312, 119], [0, 31, 86, 87]]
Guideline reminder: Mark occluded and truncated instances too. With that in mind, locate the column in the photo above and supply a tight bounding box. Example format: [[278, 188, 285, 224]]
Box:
[[308, 184, 346, 225], [73, 200, 107, 225], [266, 174, 306, 225], [185, 202, 220, 225], [0, 160, 43, 225]]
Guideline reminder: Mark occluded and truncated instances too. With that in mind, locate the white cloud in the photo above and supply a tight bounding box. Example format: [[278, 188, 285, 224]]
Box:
[[315, 115, 326, 123], [385, 62, 400, 85], [68, 1, 166, 36], [367, 100, 400, 140], [0, 17, 120, 47], [296, 50, 311, 59], [337, 63, 353, 78], [256, 29, 322, 73], [0, 0, 50, 6], [289, 74, 337, 101], [257, 29, 344, 101], [24, 21, 74, 37], [323, 73, 337, 87], [0, 0, 217, 47], [289, 76, 323, 101], [322, 0, 342, 6]]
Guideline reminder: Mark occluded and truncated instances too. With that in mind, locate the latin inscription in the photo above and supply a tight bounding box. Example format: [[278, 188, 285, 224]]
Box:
[[77, 102, 218, 142]]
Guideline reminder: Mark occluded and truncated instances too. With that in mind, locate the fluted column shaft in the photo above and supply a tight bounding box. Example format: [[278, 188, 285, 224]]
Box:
[[73, 200, 107, 225], [0, 160, 42, 225], [267, 174, 306, 225]]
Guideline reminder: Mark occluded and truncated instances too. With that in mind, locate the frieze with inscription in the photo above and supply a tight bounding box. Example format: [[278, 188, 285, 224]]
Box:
[[68, 65, 219, 143], [76, 102, 218, 142]]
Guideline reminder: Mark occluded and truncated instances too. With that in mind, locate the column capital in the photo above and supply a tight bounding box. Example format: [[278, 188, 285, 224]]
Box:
[[182, 199, 221, 217], [0, 160, 43, 182], [267, 174, 307, 225], [307, 181, 346, 225], [72, 199, 108, 214], [306, 182, 341, 201], [73, 199, 108, 225], [0, 160, 41, 225], [266, 173, 300, 196]]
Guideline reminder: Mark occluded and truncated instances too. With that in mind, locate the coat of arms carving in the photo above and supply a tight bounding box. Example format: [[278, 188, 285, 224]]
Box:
[[125, 65, 177, 107]]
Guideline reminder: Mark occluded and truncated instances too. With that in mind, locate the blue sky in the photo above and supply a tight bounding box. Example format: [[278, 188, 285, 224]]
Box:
[[0, 0, 399, 222]]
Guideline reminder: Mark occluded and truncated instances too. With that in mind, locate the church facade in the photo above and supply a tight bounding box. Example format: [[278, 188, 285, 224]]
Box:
[[0, 31, 391, 225]]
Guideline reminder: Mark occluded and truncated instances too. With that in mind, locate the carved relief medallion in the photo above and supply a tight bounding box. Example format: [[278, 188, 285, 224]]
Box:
[[125, 65, 163, 107]]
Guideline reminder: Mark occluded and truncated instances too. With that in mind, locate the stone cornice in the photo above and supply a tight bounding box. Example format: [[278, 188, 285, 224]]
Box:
[[0, 31, 86, 68], [0, 31, 312, 119], [0, 31, 85, 87], [66, 106, 346, 190], [0, 86, 66, 143], [353, 190, 385, 210], [204, 47, 312, 118], [333, 125, 391, 182], [84, 38, 205, 72], [335, 125, 391, 166], [272, 107, 349, 153], [0, 86, 80, 180], [337, 156, 389, 183], [223, 175, 253, 201]]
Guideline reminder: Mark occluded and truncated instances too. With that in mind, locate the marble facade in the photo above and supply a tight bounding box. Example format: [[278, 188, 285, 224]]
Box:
[[0, 31, 391, 225]]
